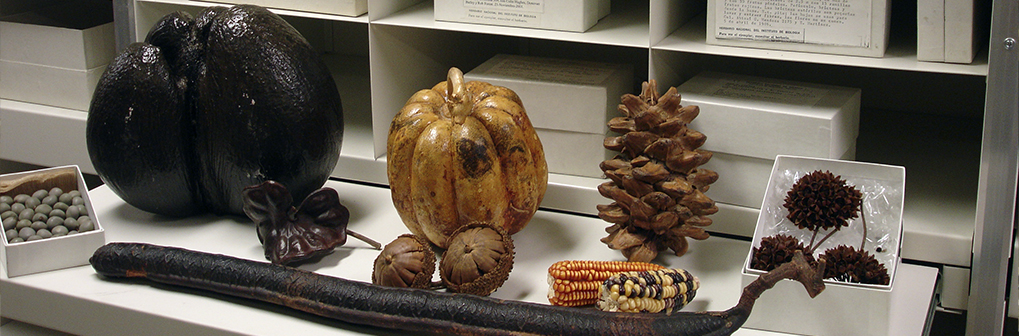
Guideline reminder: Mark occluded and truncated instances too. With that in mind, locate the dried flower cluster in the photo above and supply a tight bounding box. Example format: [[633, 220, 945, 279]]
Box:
[[751, 170, 889, 286], [820, 245, 890, 285], [750, 234, 813, 272], [597, 80, 718, 262], [783, 170, 863, 231]]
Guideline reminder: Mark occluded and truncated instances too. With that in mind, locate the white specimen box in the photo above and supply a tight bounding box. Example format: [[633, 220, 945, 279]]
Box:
[[434, 0, 610, 32], [917, 0, 985, 63], [465, 54, 633, 178], [0, 0, 115, 111], [204, 0, 368, 17], [742, 155, 904, 336], [706, 0, 891, 57], [1, 166, 106, 277], [677, 71, 861, 208]]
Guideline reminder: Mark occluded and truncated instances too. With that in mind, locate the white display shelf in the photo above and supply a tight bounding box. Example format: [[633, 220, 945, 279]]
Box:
[[0, 180, 937, 335], [655, 14, 990, 76], [138, 0, 369, 23], [1, 0, 1005, 326]]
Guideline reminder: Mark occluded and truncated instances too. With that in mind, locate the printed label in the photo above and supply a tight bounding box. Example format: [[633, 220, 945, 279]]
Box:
[[463, 0, 543, 25], [705, 78, 826, 106], [486, 57, 614, 84], [715, 0, 872, 47]]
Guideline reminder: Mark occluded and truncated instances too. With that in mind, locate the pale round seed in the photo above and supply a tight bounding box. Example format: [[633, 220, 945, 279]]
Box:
[[24, 197, 40, 209], [26, 235, 42, 241], [0, 195, 12, 204], [51, 225, 68, 236], [32, 189, 48, 200], [2, 217, 15, 230], [35, 203, 52, 214], [31, 213, 47, 222], [13, 194, 29, 204], [58, 193, 73, 204], [49, 187, 63, 197], [63, 217, 79, 230], [1, 210, 15, 220], [53, 202, 69, 211], [5, 229, 17, 240], [65, 206, 79, 219], [41, 195, 57, 206], [10, 203, 25, 214], [9, 237, 24, 243], [18, 227, 35, 239], [0, 203, 9, 213], [30, 221, 47, 231], [37, 229, 52, 239], [68, 190, 80, 198], [46, 216, 63, 229], [78, 221, 95, 232], [49, 209, 65, 218], [71, 196, 84, 206], [16, 219, 31, 229], [18, 208, 34, 220]]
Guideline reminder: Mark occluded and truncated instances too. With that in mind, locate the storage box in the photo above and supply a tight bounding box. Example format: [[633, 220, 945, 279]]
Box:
[[0, 0, 114, 111], [435, 0, 610, 32], [706, 0, 891, 57], [465, 54, 633, 178], [677, 72, 861, 208], [203, 0, 367, 17], [741, 155, 904, 336], [917, 0, 986, 63], [1, 166, 106, 277], [0, 61, 106, 111]]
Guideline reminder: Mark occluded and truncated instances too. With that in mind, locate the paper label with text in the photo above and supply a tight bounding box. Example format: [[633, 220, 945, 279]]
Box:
[[715, 0, 872, 47], [704, 78, 827, 107], [486, 57, 613, 84], [463, 0, 544, 25]]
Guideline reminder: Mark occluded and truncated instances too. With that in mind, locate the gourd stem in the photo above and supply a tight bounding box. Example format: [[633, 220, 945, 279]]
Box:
[[346, 229, 382, 250], [445, 67, 471, 124]]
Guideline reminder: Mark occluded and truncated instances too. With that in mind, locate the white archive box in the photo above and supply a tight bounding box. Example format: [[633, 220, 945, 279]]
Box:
[[706, 0, 891, 57], [203, 0, 367, 17], [434, 0, 610, 32], [741, 155, 904, 336], [0, 0, 115, 111], [676, 72, 861, 209], [465, 54, 633, 178], [917, 0, 987, 63], [1, 166, 106, 278]]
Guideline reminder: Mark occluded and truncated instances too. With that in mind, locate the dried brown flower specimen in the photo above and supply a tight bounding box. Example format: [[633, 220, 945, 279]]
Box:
[[750, 234, 814, 272], [372, 234, 436, 289], [598, 80, 718, 262], [819, 245, 890, 285], [439, 223, 515, 296], [783, 170, 862, 232]]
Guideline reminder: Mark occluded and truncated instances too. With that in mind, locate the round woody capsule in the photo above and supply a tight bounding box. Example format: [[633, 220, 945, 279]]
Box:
[[439, 223, 514, 296], [372, 234, 436, 289]]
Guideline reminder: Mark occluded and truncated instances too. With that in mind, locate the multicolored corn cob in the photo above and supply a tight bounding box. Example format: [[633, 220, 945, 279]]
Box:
[[547, 260, 665, 307], [597, 268, 699, 314]]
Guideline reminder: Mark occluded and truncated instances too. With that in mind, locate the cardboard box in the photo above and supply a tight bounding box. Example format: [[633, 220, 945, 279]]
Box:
[[0, 0, 115, 70], [435, 0, 610, 32], [1, 166, 106, 277], [741, 155, 904, 336], [0, 0, 114, 111], [535, 129, 611, 178], [204, 0, 367, 17], [916, 0, 946, 62], [0, 60, 106, 111], [677, 72, 861, 208], [706, 0, 891, 57], [465, 54, 632, 178]]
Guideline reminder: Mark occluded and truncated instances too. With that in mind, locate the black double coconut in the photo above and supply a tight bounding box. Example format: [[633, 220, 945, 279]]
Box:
[[86, 5, 343, 217]]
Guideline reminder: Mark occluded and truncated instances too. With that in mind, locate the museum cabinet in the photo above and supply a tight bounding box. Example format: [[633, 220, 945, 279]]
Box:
[[0, 0, 1016, 334]]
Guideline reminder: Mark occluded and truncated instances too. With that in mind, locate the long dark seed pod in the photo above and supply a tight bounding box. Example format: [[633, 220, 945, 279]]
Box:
[[90, 243, 825, 336]]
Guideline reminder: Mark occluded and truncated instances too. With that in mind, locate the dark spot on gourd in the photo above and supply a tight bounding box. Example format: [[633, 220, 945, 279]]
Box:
[[457, 138, 492, 178]]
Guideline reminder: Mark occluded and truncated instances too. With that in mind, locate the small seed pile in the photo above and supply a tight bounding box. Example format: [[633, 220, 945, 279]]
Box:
[[1, 188, 95, 244]]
